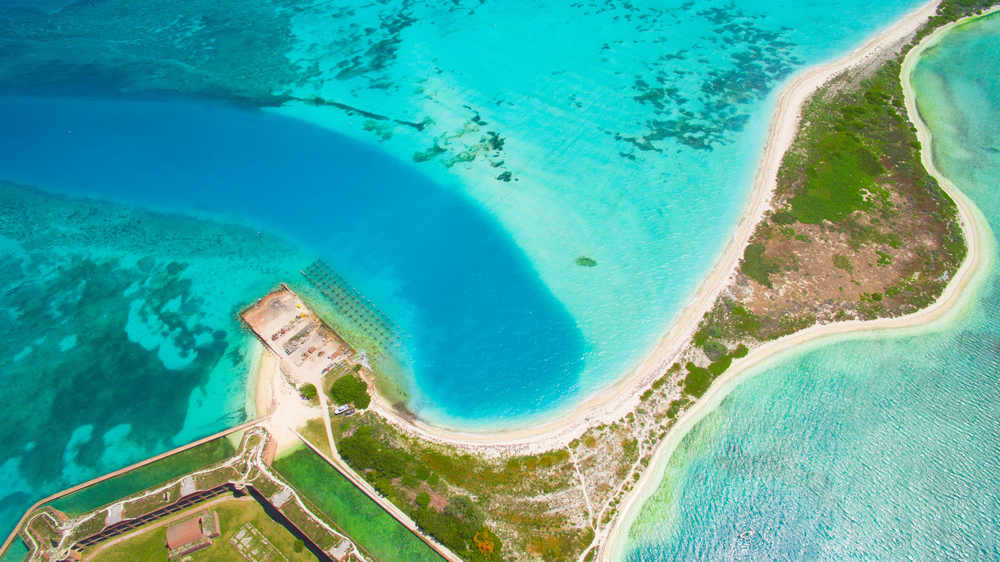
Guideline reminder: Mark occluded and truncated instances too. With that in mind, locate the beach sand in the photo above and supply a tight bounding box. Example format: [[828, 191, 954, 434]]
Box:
[[254, 347, 328, 454]]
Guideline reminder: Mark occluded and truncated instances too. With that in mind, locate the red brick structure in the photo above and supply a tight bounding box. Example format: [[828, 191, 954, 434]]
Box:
[[165, 512, 220, 559]]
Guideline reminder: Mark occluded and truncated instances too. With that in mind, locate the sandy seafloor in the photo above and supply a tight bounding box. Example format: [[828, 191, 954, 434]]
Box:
[[621, 11, 1000, 560], [0, 0, 939, 546]]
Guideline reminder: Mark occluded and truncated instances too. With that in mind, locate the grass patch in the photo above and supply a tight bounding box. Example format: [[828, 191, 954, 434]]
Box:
[[49, 437, 236, 517]]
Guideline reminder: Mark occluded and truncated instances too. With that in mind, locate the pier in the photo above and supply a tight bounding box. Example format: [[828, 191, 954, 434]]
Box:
[[301, 260, 407, 357]]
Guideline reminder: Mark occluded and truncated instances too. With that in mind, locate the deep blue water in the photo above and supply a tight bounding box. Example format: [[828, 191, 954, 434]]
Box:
[[0, 94, 585, 422]]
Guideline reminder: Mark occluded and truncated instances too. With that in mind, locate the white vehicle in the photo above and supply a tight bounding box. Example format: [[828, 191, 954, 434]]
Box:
[[333, 404, 350, 415]]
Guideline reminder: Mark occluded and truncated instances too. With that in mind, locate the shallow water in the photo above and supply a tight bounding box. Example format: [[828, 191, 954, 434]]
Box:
[[0, 539, 27, 562], [622, 12, 1000, 561], [0, 183, 309, 534]]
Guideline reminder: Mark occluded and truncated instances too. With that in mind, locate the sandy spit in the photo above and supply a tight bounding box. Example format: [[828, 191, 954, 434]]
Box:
[[600, 2, 1000, 558]]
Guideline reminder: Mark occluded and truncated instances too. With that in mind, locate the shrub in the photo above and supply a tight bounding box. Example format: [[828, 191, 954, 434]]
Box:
[[741, 244, 781, 288], [293, 540, 305, 553], [833, 254, 853, 273], [298, 383, 317, 401], [682, 362, 712, 398], [732, 344, 749, 358], [416, 465, 431, 481], [416, 492, 431, 509], [708, 355, 732, 376], [702, 340, 728, 361], [789, 131, 883, 224], [771, 210, 797, 225]]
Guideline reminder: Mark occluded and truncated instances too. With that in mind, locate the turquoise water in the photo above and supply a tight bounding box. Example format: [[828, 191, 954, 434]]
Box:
[[622, 13, 1000, 561], [0, 0, 935, 547], [0, 183, 308, 535], [273, 447, 442, 562], [0, 539, 27, 562]]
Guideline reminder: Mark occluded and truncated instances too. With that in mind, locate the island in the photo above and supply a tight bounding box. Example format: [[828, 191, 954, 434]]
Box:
[[0, 0, 996, 561]]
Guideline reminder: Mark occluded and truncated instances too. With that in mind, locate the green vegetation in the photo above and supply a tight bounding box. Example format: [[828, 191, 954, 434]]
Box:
[[335, 426, 500, 561], [682, 338, 747, 398], [910, 0, 1000, 48], [682, 363, 712, 398], [575, 256, 598, 267], [328, 375, 371, 409], [771, 210, 797, 225], [702, 340, 728, 361], [740, 243, 781, 288], [410, 496, 503, 562], [325, 413, 597, 562], [299, 383, 318, 401], [790, 131, 883, 224]]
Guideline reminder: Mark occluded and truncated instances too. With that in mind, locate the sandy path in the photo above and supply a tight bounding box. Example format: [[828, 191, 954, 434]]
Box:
[[599, 3, 999, 559], [256, 350, 326, 454]]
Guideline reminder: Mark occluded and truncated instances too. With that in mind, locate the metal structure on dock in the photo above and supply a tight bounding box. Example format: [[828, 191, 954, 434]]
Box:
[[301, 260, 407, 357]]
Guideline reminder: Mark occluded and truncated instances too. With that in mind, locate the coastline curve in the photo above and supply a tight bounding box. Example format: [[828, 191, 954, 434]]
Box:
[[362, 0, 955, 457]]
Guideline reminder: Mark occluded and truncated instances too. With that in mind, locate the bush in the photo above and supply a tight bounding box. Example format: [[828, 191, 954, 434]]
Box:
[[410, 496, 502, 561], [732, 344, 749, 358], [416, 465, 431, 481], [789, 131, 882, 224], [740, 244, 781, 288], [708, 355, 732, 376], [771, 210, 797, 225], [702, 340, 728, 361], [339, 426, 407, 480], [416, 492, 431, 509], [298, 383, 317, 401], [293, 540, 305, 553], [329, 375, 371, 409], [833, 254, 853, 273], [682, 362, 712, 398]]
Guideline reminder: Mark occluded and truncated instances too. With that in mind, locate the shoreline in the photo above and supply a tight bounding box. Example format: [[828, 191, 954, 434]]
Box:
[[601, 3, 1000, 558], [363, 0, 952, 455]]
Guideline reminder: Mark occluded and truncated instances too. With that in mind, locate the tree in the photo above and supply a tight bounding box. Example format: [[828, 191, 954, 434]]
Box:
[[328, 375, 371, 409]]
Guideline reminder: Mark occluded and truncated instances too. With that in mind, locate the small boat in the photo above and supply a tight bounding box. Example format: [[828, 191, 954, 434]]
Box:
[[333, 404, 350, 415]]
